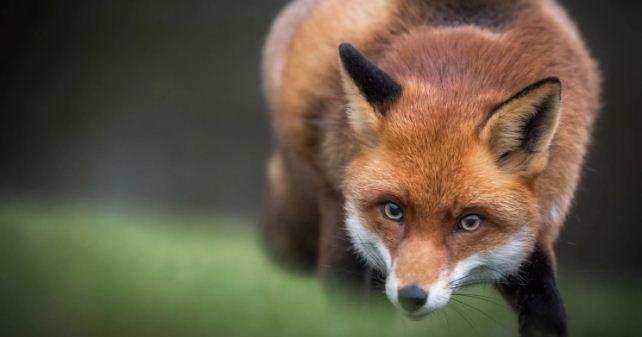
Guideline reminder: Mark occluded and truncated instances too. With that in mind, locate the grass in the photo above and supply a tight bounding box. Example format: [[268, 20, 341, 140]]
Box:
[[0, 202, 640, 337]]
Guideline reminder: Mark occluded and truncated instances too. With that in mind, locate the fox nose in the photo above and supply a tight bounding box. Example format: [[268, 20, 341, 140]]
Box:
[[397, 285, 428, 313]]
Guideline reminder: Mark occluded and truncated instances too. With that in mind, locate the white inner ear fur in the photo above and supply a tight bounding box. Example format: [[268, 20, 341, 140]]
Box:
[[483, 81, 562, 175], [344, 200, 392, 273], [339, 65, 382, 146]]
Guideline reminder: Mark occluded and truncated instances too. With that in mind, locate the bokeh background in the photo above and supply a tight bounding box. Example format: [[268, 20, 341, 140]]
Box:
[[1, 1, 641, 336]]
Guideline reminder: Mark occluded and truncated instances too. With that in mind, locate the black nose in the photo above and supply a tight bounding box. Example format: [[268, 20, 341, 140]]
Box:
[[398, 285, 428, 313]]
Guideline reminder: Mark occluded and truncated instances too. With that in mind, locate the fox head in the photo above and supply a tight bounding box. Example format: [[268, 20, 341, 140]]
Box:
[[338, 43, 562, 317]]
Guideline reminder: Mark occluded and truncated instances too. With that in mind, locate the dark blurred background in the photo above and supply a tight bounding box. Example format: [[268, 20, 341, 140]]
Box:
[[1, 0, 640, 279]]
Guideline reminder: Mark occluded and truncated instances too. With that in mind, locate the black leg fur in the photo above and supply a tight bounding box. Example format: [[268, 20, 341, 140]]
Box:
[[502, 247, 567, 337]]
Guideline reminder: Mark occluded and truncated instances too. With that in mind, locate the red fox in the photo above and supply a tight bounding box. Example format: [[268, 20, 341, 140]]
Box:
[[261, 0, 600, 336]]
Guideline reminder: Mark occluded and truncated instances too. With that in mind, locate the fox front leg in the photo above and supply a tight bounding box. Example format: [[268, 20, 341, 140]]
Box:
[[317, 188, 370, 290], [498, 246, 567, 337]]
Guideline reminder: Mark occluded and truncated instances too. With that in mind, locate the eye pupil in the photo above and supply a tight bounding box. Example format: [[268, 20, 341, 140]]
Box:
[[459, 214, 482, 232], [382, 202, 404, 221]]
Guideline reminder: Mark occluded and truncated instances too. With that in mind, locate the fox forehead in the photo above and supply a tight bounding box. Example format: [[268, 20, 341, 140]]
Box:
[[380, 79, 506, 149], [347, 129, 524, 210], [347, 75, 531, 190]]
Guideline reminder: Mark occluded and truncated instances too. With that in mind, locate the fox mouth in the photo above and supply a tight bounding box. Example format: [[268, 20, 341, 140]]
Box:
[[396, 299, 448, 320], [403, 309, 433, 320]]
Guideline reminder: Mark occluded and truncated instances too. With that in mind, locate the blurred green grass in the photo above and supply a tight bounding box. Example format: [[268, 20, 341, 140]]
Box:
[[0, 203, 640, 337]]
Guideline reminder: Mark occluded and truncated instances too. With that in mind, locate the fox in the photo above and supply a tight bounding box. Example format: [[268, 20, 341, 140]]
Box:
[[260, 0, 600, 336]]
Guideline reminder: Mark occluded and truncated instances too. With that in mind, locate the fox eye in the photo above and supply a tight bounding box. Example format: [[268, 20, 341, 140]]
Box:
[[457, 214, 482, 232], [381, 201, 404, 222]]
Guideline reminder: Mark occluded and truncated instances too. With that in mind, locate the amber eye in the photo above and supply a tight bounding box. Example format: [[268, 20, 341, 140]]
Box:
[[381, 201, 404, 222], [457, 214, 482, 232]]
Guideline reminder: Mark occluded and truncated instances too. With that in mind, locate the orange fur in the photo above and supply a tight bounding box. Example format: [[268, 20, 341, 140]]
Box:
[[261, 0, 599, 288]]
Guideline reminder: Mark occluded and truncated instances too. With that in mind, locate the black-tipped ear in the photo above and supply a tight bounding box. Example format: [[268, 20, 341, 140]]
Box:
[[482, 77, 562, 177], [338, 43, 401, 109]]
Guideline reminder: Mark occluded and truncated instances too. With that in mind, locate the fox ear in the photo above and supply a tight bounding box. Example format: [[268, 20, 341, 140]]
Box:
[[482, 78, 562, 177], [338, 43, 402, 145]]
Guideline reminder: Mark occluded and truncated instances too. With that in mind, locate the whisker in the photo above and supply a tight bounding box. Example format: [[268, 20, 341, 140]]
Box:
[[449, 265, 513, 289], [452, 293, 503, 307], [449, 302, 479, 337], [450, 297, 507, 330]]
